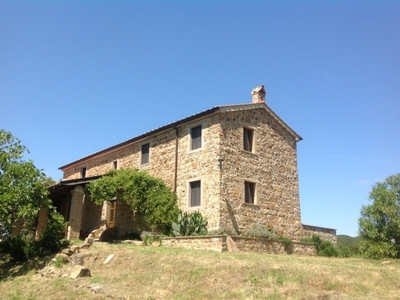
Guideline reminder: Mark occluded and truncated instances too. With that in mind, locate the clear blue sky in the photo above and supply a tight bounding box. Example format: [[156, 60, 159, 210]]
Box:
[[1, 1, 399, 237]]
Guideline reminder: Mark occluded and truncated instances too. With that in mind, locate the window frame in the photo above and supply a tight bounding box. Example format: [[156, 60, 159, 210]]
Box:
[[243, 127, 255, 152], [244, 181, 256, 204], [189, 124, 202, 151], [188, 179, 202, 208], [141, 142, 150, 165], [80, 167, 87, 178]]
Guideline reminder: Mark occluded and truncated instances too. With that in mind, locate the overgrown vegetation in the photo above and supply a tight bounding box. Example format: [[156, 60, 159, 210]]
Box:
[[0, 130, 52, 237], [358, 173, 400, 259], [301, 235, 338, 257], [0, 208, 66, 261], [172, 211, 208, 236], [0, 130, 66, 261], [140, 231, 163, 245], [243, 224, 277, 239], [87, 168, 180, 235]]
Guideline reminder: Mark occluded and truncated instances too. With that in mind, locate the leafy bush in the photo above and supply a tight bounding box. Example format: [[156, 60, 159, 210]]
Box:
[[172, 211, 208, 236], [301, 235, 338, 257], [33, 210, 67, 256], [359, 240, 398, 259], [87, 169, 180, 235], [0, 234, 29, 261], [243, 225, 277, 239], [208, 226, 238, 236], [278, 236, 293, 251], [140, 231, 163, 245], [0, 209, 66, 261]]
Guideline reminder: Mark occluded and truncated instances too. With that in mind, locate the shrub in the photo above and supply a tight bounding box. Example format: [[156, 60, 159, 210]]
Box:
[[172, 211, 208, 236], [140, 231, 163, 245], [301, 235, 338, 257], [33, 210, 67, 256], [278, 236, 293, 251], [243, 225, 277, 239], [208, 226, 238, 236], [0, 234, 29, 261], [0, 209, 66, 261], [359, 240, 398, 259], [87, 169, 180, 235]]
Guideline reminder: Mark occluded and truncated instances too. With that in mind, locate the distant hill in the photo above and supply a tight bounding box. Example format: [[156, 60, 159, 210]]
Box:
[[337, 235, 361, 246]]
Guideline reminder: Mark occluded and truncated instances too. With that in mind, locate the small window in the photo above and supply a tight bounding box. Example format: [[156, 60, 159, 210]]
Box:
[[141, 143, 150, 164], [243, 128, 254, 152], [244, 181, 256, 204], [189, 180, 201, 207], [190, 125, 202, 150], [112, 160, 118, 170], [81, 167, 87, 178]]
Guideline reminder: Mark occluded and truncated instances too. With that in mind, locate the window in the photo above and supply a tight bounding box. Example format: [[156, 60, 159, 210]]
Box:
[[244, 181, 256, 204], [190, 125, 202, 150], [189, 180, 201, 207], [81, 167, 86, 178], [243, 128, 254, 152], [112, 160, 118, 170], [108, 200, 117, 228], [141, 143, 150, 164]]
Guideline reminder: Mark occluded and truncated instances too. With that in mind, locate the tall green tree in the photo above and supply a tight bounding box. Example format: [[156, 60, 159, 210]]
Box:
[[87, 168, 180, 235], [358, 173, 400, 259], [0, 130, 51, 236]]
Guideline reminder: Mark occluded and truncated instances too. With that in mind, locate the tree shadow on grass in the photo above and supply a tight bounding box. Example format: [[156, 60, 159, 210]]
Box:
[[0, 254, 49, 281]]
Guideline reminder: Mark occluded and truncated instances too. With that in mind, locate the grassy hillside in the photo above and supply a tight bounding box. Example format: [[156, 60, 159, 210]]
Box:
[[1, 242, 399, 299]]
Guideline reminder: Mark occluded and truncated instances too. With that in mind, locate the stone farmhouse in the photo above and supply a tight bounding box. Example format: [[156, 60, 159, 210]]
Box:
[[49, 85, 336, 243]]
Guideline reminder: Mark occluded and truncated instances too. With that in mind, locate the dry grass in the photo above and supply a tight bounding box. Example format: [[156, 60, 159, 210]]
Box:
[[1, 242, 400, 299]]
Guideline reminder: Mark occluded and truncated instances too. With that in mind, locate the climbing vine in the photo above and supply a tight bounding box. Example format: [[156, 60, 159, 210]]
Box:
[[86, 168, 180, 235]]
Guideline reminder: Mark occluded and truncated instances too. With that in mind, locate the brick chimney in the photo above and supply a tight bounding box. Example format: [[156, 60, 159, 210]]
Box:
[[251, 85, 266, 103]]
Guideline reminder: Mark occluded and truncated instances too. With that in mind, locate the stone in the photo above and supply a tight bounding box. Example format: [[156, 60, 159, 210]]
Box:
[[226, 236, 240, 253], [84, 237, 94, 247], [103, 254, 115, 264], [70, 254, 84, 266], [61, 248, 74, 256], [55, 253, 69, 263], [70, 265, 91, 279], [89, 284, 103, 293]]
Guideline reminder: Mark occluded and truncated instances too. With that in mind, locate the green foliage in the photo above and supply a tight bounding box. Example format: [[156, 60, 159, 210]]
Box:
[[278, 236, 293, 247], [208, 226, 238, 236], [172, 211, 208, 236], [140, 231, 163, 245], [301, 235, 338, 257], [243, 224, 277, 239], [87, 168, 180, 235], [0, 234, 29, 261], [358, 173, 400, 259], [34, 209, 67, 256], [0, 209, 66, 261], [0, 130, 51, 236]]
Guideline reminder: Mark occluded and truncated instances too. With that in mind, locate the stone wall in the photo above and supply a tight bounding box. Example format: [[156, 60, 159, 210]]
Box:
[[162, 236, 317, 256], [302, 224, 337, 245], [60, 105, 317, 242], [62, 115, 223, 232], [218, 108, 303, 240]]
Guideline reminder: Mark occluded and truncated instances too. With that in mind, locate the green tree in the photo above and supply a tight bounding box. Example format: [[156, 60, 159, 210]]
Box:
[[358, 173, 400, 259], [87, 168, 180, 235], [0, 130, 51, 236]]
